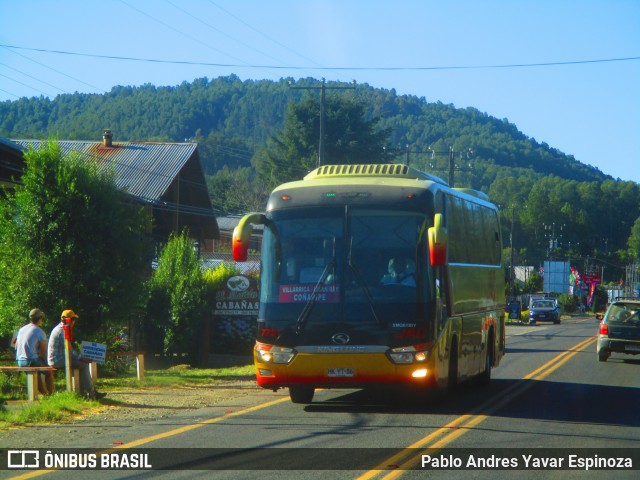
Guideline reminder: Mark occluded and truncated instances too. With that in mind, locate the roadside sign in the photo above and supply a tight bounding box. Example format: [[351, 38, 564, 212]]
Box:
[[81, 341, 107, 364], [213, 274, 259, 316]]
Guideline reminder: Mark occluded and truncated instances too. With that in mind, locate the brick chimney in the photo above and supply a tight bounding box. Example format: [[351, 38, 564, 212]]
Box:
[[103, 129, 113, 148]]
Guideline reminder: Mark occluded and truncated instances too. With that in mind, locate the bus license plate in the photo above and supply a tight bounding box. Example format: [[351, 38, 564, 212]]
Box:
[[327, 368, 355, 377]]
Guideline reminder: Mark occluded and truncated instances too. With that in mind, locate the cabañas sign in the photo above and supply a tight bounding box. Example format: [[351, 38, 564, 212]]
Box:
[[213, 275, 259, 316]]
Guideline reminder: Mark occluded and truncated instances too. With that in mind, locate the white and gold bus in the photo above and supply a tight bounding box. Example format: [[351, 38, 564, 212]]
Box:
[[233, 164, 505, 404]]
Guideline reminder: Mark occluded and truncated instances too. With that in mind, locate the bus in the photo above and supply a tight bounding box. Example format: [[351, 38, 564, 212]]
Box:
[[233, 163, 505, 404]]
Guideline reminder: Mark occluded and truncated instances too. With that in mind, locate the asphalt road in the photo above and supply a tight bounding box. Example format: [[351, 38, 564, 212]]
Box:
[[4, 315, 640, 480]]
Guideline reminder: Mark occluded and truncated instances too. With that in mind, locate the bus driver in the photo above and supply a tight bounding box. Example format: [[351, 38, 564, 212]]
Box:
[[381, 257, 416, 286]]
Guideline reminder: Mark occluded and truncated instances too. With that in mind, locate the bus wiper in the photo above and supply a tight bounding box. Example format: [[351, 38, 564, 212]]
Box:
[[294, 263, 332, 335], [348, 237, 383, 326], [295, 238, 337, 336]]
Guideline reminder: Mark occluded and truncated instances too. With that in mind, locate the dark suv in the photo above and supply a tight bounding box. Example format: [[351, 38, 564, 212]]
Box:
[[597, 299, 640, 362]]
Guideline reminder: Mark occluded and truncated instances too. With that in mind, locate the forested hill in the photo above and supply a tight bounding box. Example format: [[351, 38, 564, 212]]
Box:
[[0, 75, 607, 186], [3, 75, 640, 272]]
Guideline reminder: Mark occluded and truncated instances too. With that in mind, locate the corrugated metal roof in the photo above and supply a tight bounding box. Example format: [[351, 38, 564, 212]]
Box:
[[11, 139, 197, 202], [0, 137, 26, 153]]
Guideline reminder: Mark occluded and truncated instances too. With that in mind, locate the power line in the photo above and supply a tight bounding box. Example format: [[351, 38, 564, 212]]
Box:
[[205, 0, 352, 82], [207, 0, 322, 67], [118, 0, 284, 80], [289, 78, 356, 167], [0, 87, 20, 99], [0, 45, 106, 94], [2, 44, 637, 71], [0, 71, 53, 97], [0, 62, 66, 95], [165, 0, 311, 76]]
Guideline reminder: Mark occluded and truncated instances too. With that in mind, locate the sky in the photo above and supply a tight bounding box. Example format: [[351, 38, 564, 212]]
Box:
[[1, 0, 639, 183]]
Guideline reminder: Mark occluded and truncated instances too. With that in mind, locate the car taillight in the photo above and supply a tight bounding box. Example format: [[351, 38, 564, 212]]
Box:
[[599, 323, 608, 335]]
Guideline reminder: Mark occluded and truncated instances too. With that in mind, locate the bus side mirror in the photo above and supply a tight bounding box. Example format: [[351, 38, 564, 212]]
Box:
[[428, 213, 447, 266], [232, 213, 265, 262]]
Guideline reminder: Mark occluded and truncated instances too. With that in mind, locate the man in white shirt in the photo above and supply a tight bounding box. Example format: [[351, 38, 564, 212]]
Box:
[[15, 308, 52, 395]]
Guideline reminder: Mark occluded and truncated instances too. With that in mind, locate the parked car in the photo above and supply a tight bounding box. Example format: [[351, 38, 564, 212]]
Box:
[[596, 299, 640, 362], [506, 301, 522, 320], [528, 299, 560, 324]]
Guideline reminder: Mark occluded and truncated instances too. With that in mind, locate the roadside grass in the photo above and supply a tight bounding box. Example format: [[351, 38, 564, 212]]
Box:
[[0, 363, 254, 429], [97, 363, 255, 389], [0, 391, 94, 428]]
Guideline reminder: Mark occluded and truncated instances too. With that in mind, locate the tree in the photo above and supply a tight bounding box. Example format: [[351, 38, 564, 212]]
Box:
[[524, 269, 543, 294], [144, 231, 207, 363], [628, 217, 640, 262], [0, 141, 152, 338], [256, 95, 395, 187], [206, 166, 269, 215]]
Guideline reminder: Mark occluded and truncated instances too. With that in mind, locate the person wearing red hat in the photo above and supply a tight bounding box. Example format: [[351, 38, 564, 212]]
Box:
[[47, 309, 106, 400]]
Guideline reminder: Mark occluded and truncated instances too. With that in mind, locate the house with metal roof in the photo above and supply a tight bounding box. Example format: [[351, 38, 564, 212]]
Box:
[[0, 137, 26, 193], [10, 130, 219, 250]]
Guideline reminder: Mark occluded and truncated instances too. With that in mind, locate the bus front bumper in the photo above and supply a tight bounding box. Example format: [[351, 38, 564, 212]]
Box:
[[254, 351, 437, 390]]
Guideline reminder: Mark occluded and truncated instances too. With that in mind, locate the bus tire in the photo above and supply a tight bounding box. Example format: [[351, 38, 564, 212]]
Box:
[[289, 385, 315, 404], [446, 339, 458, 396], [477, 330, 493, 386]]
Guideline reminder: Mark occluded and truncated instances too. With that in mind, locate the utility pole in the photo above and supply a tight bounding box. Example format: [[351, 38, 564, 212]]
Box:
[[425, 146, 473, 186], [543, 222, 564, 260], [448, 146, 455, 187], [319, 80, 325, 168], [510, 206, 515, 298], [289, 78, 356, 168]]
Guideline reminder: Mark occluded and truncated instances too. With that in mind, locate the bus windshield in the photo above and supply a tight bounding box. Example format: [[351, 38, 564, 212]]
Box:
[[259, 206, 434, 345]]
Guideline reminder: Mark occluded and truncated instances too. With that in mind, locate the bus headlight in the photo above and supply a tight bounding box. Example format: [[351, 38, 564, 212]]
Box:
[[389, 351, 415, 364], [414, 351, 427, 362], [256, 344, 296, 364], [387, 346, 430, 364]]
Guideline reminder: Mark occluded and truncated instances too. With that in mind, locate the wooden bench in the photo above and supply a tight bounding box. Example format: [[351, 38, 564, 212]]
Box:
[[2, 352, 145, 399], [88, 352, 145, 384], [0, 366, 63, 401]]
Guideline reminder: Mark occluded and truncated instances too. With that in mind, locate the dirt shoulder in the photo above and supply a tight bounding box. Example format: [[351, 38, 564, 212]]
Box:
[[94, 354, 258, 424], [1, 355, 263, 448], [91, 378, 260, 424], [1, 378, 263, 448]]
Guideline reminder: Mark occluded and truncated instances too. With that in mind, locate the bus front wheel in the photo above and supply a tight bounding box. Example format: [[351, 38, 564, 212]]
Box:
[[289, 385, 315, 404], [477, 331, 494, 386], [446, 340, 459, 396]]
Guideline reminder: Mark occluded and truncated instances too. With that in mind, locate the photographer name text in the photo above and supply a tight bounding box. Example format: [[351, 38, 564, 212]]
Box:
[[422, 453, 633, 470]]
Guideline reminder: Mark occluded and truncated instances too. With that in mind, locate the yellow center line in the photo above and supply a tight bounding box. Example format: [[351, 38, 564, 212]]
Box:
[[8, 396, 290, 479], [357, 415, 475, 479], [523, 335, 595, 380], [357, 335, 597, 480], [117, 396, 289, 448]]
